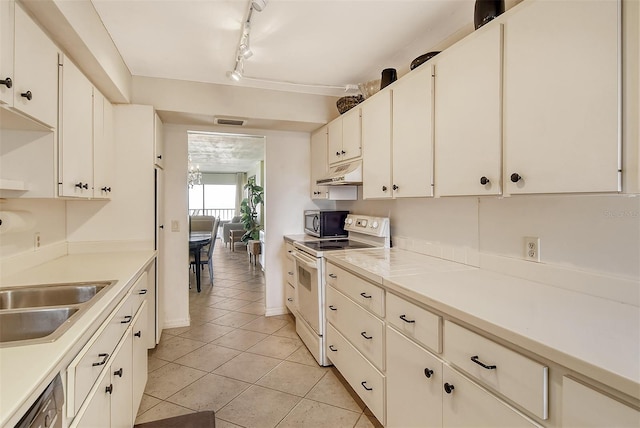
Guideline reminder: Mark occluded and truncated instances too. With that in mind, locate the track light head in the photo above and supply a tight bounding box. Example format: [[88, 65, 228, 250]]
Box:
[[251, 0, 268, 12], [228, 60, 243, 81]]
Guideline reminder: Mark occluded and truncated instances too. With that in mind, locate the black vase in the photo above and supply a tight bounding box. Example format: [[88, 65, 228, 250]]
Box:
[[380, 68, 397, 90], [474, 0, 504, 29]]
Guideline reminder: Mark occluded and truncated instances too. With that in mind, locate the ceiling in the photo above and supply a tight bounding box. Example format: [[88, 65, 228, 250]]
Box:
[[89, 0, 476, 172], [188, 131, 265, 173]]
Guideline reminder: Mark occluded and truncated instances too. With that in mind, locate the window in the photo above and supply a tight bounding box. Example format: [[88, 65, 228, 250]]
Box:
[[189, 184, 236, 221]]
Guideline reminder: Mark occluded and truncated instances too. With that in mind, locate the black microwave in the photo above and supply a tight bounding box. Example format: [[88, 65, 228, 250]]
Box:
[[304, 210, 349, 238]]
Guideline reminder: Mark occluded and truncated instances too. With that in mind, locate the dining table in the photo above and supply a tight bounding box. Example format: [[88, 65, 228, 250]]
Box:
[[189, 232, 211, 292]]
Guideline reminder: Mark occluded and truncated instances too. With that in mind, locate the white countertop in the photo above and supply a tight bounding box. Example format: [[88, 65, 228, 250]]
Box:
[[0, 251, 156, 428], [325, 248, 640, 400]]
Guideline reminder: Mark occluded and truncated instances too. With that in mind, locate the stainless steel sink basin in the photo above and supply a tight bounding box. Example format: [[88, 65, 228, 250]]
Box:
[[0, 307, 79, 343], [0, 280, 116, 346], [0, 282, 110, 309]]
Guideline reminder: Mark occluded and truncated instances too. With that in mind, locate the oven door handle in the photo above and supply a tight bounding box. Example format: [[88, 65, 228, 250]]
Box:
[[291, 251, 318, 269]]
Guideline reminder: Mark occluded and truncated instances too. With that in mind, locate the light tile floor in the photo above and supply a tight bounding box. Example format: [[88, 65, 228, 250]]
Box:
[[135, 238, 383, 428]]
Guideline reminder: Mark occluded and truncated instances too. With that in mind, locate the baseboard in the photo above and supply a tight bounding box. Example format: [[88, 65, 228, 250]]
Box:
[[163, 317, 191, 329], [265, 306, 289, 317]]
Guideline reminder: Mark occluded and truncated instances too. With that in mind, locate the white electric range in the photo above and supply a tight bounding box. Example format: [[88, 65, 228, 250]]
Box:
[[291, 214, 390, 366]]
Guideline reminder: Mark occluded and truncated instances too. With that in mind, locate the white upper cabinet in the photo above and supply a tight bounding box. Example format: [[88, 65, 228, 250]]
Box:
[[13, 3, 59, 128], [435, 25, 503, 196], [503, 0, 620, 194], [362, 89, 392, 199], [392, 65, 434, 198], [328, 107, 362, 165], [59, 56, 94, 198], [310, 126, 329, 199], [93, 89, 114, 198], [154, 112, 164, 168], [0, 0, 14, 106]]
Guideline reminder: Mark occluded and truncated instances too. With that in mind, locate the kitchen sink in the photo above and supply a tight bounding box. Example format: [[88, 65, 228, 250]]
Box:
[[0, 307, 79, 343], [0, 280, 116, 346], [0, 282, 111, 309]]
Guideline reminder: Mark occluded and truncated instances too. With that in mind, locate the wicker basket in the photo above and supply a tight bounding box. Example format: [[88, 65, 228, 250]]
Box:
[[336, 95, 364, 114]]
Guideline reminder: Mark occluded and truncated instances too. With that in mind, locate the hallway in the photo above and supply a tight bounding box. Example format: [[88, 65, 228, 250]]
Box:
[[134, 238, 381, 427]]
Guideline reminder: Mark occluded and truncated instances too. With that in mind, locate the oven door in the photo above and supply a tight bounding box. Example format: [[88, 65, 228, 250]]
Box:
[[291, 249, 321, 335]]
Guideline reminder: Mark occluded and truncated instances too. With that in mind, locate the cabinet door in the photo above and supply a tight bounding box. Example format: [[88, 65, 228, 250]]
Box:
[[562, 377, 640, 428], [392, 66, 434, 198], [504, 0, 620, 194], [93, 90, 114, 199], [435, 25, 502, 196], [0, 0, 14, 106], [442, 366, 541, 428], [132, 301, 149, 422], [70, 366, 111, 428], [386, 327, 442, 428], [310, 126, 328, 199], [13, 3, 58, 127], [362, 90, 392, 199], [327, 117, 343, 165], [154, 112, 164, 168], [110, 330, 133, 428], [59, 56, 94, 197], [341, 107, 361, 161]]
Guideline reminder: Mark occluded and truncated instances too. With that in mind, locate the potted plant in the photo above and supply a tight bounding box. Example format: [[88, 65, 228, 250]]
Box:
[[240, 176, 264, 243]]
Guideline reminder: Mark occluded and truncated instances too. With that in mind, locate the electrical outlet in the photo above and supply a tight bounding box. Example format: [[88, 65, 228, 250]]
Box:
[[524, 236, 540, 262], [171, 220, 180, 232], [34, 232, 41, 250]]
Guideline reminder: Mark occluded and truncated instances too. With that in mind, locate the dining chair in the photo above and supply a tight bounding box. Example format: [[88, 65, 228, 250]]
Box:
[[190, 217, 219, 285]]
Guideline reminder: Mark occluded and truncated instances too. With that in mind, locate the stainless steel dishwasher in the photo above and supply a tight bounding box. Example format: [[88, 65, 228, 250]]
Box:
[[15, 374, 63, 428]]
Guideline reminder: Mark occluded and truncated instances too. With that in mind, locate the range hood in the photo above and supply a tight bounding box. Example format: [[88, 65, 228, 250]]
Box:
[[317, 160, 362, 186]]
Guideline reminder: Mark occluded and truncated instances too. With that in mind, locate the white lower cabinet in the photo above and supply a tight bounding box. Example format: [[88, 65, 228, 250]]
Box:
[[68, 274, 152, 427], [442, 366, 541, 428], [386, 326, 442, 428], [562, 377, 640, 428]]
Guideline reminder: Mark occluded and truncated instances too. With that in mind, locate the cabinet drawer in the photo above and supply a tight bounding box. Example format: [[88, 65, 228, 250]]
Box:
[[326, 263, 384, 317], [386, 292, 441, 353], [444, 321, 548, 420], [562, 377, 640, 427], [67, 294, 133, 417], [326, 323, 385, 424], [326, 286, 384, 371]]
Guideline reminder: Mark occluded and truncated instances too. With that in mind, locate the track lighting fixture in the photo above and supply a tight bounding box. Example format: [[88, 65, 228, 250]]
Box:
[[251, 0, 268, 12], [228, 60, 243, 81]]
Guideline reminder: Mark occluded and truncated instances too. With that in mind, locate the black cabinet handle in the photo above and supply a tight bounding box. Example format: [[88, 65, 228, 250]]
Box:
[[510, 173, 522, 183], [159, 224, 164, 229], [328, 305, 337, 311], [328, 273, 337, 279], [113, 368, 123, 377], [75, 182, 88, 190], [360, 292, 372, 299], [399, 314, 415, 324], [329, 345, 337, 352], [393, 184, 399, 190], [0, 77, 12, 88], [105, 384, 113, 394], [287, 271, 293, 276], [470, 355, 497, 370], [360, 331, 373, 340], [361, 381, 373, 391], [101, 186, 111, 193], [121, 315, 132, 324], [480, 176, 490, 185], [134, 331, 142, 338], [341, 150, 346, 155], [92, 353, 109, 367], [336, 151, 341, 156], [157, 155, 162, 159], [424, 368, 434, 378], [382, 185, 387, 191], [287, 297, 293, 302], [138, 289, 147, 295], [444, 382, 455, 394], [20, 90, 32, 100]]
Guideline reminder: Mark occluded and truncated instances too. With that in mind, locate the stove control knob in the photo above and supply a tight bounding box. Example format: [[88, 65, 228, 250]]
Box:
[[371, 221, 379, 229], [345, 218, 353, 225]]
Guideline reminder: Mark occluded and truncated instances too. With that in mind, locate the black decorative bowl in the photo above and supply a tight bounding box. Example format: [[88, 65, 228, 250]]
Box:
[[410, 51, 441, 70], [336, 95, 364, 114]]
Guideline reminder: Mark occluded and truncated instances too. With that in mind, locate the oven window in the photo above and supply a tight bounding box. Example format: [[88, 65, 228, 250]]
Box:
[[297, 266, 312, 291]]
